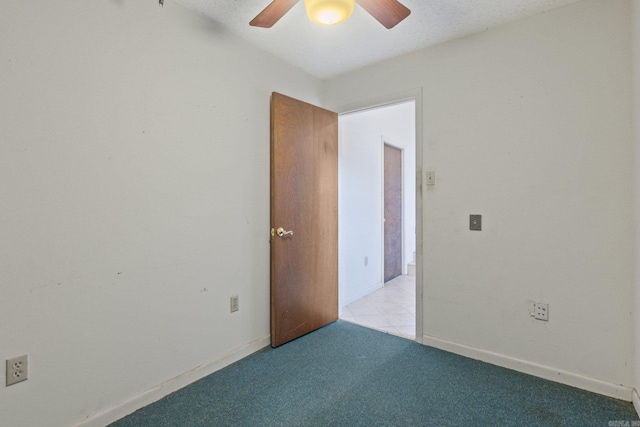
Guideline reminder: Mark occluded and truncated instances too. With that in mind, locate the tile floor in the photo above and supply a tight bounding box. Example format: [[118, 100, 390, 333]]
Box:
[[340, 274, 415, 340]]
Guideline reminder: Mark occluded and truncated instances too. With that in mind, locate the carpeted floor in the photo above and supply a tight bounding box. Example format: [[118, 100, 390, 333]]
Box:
[[110, 321, 638, 426]]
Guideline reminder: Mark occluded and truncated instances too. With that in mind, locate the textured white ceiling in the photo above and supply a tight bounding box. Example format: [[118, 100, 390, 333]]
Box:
[[174, 0, 584, 80]]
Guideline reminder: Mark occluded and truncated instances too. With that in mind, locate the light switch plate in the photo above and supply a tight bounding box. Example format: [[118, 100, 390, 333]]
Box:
[[470, 215, 482, 231], [426, 171, 435, 186]]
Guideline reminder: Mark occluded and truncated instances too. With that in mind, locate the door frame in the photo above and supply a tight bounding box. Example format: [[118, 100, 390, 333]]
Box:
[[335, 88, 424, 344], [381, 138, 405, 281]]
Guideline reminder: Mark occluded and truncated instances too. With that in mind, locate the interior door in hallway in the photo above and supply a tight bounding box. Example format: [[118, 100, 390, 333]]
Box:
[[384, 144, 402, 282], [270, 92, 339, 348]]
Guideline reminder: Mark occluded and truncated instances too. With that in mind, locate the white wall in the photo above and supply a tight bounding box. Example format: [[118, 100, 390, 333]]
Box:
[[326, 0, 636, 398], [2, 0, 638, 424], [0, 1, 322, 426], [633, 0, 640, 413], [339, 101, 416, 307]]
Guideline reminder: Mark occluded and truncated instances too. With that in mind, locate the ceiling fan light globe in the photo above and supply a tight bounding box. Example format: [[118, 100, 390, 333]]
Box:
[[303, 0, 354, 26]]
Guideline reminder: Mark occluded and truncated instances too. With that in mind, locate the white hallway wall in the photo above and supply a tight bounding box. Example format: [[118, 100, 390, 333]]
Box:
[[339, 101, 416, 307], [326, 0, 636, 398], [0, 1, 323, 426], [633, 0, 640, 412]]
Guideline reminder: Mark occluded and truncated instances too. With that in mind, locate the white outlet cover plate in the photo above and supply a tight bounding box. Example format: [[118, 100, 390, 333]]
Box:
[[6, 354, 28, 386], [534, 303, 549, 321]]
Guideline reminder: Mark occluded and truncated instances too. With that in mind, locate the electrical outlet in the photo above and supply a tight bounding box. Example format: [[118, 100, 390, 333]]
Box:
[[533, 302, 549, 321], [230, 295, 239, 313], [6, 355, 28, 386]]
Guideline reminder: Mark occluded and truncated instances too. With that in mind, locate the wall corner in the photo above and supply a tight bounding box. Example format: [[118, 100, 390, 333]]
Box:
[[633, 0, 640, 398]]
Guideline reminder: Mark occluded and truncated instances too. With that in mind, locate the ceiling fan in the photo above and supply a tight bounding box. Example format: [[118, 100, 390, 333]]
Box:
[[250, 0, 411, 29]]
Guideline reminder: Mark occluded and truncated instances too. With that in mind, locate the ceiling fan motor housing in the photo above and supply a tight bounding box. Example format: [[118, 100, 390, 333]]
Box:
[[303, 0, 355, 26]]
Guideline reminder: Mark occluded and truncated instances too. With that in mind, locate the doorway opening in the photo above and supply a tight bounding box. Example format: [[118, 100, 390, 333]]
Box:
[[337, 99, 418, 340]]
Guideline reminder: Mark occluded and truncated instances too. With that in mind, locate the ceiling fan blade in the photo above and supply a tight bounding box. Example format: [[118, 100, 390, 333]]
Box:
[[356, 0, 411, 29], [250, 0, 300, 28]]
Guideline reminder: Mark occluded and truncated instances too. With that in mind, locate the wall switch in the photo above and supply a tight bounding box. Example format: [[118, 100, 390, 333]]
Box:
[[364, 256, 368, 267], [470, 215, 482, 231], [426, 171, 435, 186], [230, 295, 239, 313], [6, 355, 28, 386]]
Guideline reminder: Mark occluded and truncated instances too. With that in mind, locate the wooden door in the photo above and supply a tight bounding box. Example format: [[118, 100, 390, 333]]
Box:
[[270, 92, 338, 348], [384, 144, 402, 282]]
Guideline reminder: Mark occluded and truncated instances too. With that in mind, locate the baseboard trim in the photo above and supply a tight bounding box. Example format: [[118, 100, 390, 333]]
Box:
[[633, 389, 640, 418], [73, 335, 271, 427], [423, 334, 633, 402]]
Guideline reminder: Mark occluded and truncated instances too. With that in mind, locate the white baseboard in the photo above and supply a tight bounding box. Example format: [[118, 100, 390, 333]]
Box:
[[633, 389, 640, 418], [341, 281, 383, 308], [423, 334, 633, 402], [73, 335, 271, 427]]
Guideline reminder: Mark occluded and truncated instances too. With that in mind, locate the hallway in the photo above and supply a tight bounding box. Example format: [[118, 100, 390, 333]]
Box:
[[340, 274, 415, 340]]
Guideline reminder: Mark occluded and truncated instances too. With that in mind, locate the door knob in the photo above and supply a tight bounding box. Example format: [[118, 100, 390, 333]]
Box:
[[275, 227, 293, 237]]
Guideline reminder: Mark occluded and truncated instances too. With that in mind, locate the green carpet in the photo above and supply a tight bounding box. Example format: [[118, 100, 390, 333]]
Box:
[[110, 321, 638, 426]]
